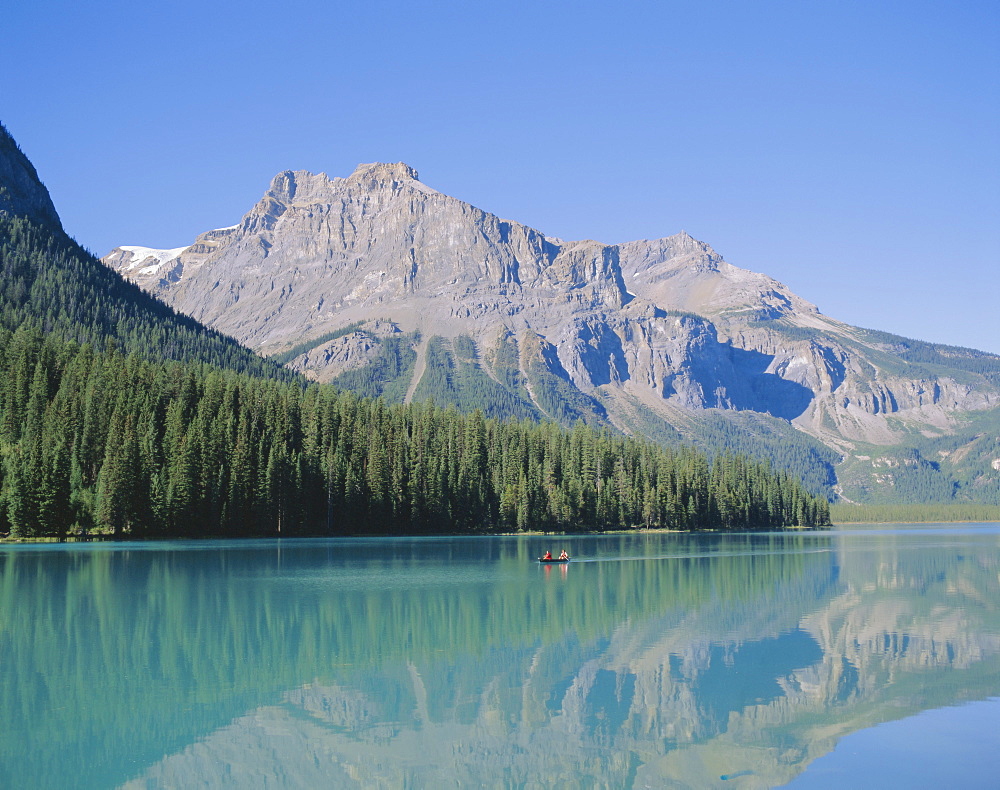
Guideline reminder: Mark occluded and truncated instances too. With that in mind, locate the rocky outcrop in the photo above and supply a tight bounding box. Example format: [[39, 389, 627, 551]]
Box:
[[618, 231, 818, 321], [0, 123, 62, 231]]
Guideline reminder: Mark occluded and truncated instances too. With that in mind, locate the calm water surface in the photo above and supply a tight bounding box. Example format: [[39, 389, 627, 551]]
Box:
[[2, 524, 999, 788]]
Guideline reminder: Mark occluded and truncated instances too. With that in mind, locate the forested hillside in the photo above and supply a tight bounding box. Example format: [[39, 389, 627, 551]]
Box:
[[310, 330, 840, 495], [0, 326, 829, 538], [0, 123, 289, 379], [0, 214, 293, 379]]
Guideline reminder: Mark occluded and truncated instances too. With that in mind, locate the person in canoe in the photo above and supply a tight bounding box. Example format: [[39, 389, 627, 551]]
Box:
[[558, 550, 569, 560], [542, 550, 553, 560]]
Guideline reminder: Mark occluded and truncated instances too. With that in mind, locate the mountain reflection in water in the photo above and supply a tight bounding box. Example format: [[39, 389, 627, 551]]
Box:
[[1, 527, 998, 789]]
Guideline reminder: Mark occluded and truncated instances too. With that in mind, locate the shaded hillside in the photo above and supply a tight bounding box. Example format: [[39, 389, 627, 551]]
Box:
[[0, 123, 292, 379], [835, 406, 1000, 505]]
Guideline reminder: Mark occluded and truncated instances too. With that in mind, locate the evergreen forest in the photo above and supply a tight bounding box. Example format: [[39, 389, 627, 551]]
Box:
[[0, 213, 291, 379], [0, 324, 829, 537]]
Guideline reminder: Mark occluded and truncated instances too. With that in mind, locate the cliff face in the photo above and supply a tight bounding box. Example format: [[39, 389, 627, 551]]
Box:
[[0, 124, 62, 231], [102, 162, 1000, 484]]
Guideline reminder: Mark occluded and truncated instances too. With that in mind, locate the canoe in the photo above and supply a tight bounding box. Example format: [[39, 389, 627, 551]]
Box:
[[538, 557, 570, 563]]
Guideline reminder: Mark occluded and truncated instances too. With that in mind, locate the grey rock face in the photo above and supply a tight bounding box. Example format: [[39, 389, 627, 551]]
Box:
[[102, 162, 1000, 452], [0, 124, 62, 230]]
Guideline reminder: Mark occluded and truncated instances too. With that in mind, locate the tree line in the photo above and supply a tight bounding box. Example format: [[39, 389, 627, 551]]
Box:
[[829, 503, 1000, 523], [0, 325, 829, 538]]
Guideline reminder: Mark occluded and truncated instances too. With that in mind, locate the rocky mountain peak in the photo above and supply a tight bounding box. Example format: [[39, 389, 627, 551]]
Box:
[[0, 123, 62, 231], [348, 161, 419, 185], [263, 163, 426, 206], [265, 170, 336, 204]]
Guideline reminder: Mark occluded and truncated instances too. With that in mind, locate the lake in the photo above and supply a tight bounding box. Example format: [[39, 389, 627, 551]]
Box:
[[1, 525, 999, 789]]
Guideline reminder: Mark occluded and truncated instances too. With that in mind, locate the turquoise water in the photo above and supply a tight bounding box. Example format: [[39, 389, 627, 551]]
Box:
[[1, 526, 999, 788]]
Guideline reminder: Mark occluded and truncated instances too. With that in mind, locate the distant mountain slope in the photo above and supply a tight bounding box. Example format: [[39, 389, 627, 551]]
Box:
[[0, 125, 61, 231], [102, 162, 1000, 503], [0, 123, 292, 379]]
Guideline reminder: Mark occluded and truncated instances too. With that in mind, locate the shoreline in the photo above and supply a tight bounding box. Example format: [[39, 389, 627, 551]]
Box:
[[10, 519, 1000, 545]]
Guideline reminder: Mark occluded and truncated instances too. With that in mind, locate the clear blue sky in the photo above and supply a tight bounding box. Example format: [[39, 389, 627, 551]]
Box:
[[5, 0, 999, 352]]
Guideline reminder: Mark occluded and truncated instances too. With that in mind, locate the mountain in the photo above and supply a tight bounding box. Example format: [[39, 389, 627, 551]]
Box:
[[0, 123, 292, 379], [102, 162, 1000, 503]]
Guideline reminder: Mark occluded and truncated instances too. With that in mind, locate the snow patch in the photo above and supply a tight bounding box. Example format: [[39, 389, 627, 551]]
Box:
[[119, 245, 189, 273]]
